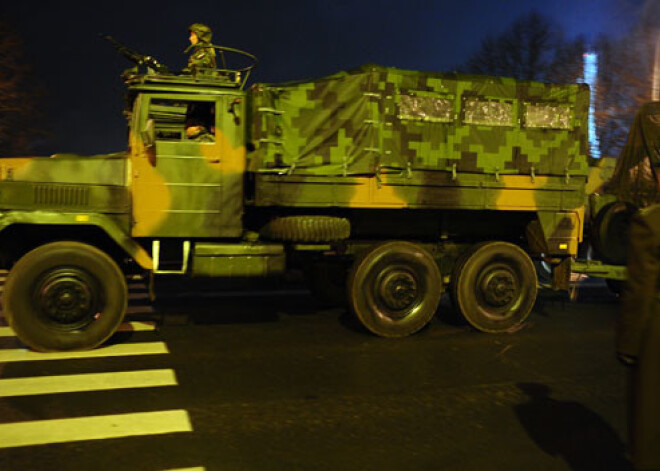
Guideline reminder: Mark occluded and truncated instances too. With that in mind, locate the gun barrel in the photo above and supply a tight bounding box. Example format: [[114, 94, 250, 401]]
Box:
[[102, 35, 140, 61], [102, 34, 170, 74]]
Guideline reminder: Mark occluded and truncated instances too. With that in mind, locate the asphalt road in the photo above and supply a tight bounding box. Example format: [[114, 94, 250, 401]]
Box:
[[0, 280, 629, 471]]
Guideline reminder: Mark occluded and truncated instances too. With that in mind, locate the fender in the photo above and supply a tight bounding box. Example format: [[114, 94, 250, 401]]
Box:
[[0, 210, 153, 269]]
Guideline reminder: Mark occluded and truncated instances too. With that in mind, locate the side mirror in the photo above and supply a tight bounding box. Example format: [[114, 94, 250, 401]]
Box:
[[141, 118, 156, 148], [141, 119, 156, 166]]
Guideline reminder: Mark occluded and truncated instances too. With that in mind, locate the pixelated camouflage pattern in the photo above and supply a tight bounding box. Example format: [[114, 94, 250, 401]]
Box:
[[249, 64, 590, 178], [248, 65, 589, 255]]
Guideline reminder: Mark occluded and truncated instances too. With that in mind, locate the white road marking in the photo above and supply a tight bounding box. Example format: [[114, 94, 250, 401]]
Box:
[[0, 369, 177, 398], [0, 342, 169, 363], [0, 327, 14, 338], [125, 305, 156, 315], [0, 321, 157, 339], [116, 321, 157, 332], [0, 410, 192, 448]]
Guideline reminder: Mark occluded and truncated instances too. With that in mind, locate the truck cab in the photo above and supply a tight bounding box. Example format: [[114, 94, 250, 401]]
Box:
[[0, 52, 265, 352], [127, 74, 247, 239]]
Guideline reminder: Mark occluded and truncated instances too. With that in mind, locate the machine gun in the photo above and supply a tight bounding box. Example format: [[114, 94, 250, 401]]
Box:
[[102, 35, 171, 75]]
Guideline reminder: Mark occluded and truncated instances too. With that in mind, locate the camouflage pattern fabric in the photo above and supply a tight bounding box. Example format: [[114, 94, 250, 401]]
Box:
[[189, 23, 213, 43], [187, 44, 217, 72], [248, 64, 589, 178]]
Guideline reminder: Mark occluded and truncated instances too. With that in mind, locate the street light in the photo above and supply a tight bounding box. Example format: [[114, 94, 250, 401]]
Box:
[[583, 52, 601, 159], [653, 33, 660, 101]]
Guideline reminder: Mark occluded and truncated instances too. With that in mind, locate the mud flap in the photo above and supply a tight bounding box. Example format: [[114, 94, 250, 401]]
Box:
[[552, 257, 571, 291]]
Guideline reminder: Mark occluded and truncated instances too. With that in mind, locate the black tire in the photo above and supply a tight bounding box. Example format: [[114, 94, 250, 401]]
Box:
[[4, 241, 128, 352], [452, 241, 537, 333], [260, 216, 350, 242], [347, 241, 442, 337], [591, 202, 637, 265]]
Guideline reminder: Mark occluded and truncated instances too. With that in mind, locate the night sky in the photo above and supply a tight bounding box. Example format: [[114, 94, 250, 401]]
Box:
[[0, 0, 645, 155]]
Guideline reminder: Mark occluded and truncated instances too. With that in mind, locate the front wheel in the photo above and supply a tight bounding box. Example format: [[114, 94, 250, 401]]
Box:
[[347, 241, 442, 338], [452, 241, 537, 333], [4, 241, 128, 352]]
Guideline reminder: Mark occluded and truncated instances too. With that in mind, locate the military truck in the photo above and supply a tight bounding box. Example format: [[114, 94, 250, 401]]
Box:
[[0, 46, 590, 351], [570, 102, 660, 289]]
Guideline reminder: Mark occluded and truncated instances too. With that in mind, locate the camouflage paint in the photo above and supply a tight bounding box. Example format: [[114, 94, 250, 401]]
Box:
[[0, 155, 130, 227], [128, 78, 246, 238], [0, 211, 152, 269], [249, 65, 589, 255], [0, 63, 589, 265], [0, 154, 153, 267]]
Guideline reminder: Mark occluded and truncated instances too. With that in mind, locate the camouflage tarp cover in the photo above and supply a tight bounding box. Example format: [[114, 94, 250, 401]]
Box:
[[608, 102, 660, 208], [248, 65, 589, 178]]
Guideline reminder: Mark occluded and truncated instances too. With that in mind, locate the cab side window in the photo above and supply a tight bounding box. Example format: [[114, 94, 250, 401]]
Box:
[[149, 99, 216, 142]]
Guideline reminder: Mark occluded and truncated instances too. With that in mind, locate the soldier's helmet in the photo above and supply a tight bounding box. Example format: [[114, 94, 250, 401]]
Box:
[[189, 23, 213, 44]]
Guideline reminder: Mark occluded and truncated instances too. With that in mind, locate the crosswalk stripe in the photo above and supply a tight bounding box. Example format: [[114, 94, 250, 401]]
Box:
[[126, 305, 155, 314], [0, 410, 192, 448], [0, 321, 157, 339], [0, 327, 14, 338], [116, 321, 157, 332], [0, 342, 169, 363], [0, 369, 177, 398]]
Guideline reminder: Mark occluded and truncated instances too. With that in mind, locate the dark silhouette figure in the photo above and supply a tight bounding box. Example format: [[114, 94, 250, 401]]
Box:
[[618, 204, 660, 470], [514, 382, 631, 470]]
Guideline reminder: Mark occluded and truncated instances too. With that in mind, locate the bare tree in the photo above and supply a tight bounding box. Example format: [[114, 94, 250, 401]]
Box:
[[589, 0, 660, 160], [0, 19, 43, 156], [547, 35, 587, 84], [592, 35, 648, 157], [459, 8, 660, 158], [461, 12, 559, 81]]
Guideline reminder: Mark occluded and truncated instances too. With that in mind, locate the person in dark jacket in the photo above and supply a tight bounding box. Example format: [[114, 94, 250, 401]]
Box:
[[618, 203, 660, 470]]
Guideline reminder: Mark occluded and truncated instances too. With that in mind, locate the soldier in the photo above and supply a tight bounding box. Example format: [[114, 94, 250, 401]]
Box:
[[185, 23, 216, 72], [618, 203, 660, 470], [185, 102, 215, 142], [186, 125, 214, 142]]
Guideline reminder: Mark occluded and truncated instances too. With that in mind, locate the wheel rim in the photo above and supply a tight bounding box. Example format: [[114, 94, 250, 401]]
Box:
[[474, 262, 521, 318], [34, 268, 101, 331], [373, 265, 421, 319]]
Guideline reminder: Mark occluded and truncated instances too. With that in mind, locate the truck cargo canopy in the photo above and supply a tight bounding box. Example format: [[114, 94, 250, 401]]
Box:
[[248, 65, 589, 178]]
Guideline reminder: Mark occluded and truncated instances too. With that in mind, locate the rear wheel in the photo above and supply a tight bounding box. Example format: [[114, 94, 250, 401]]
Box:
[[452, 241, 536, 333], [4, 241, 128, 352], [347, 241, 442, 337]]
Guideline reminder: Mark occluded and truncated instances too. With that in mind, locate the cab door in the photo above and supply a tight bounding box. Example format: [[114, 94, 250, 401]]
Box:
[[131, 93, 245, 238]]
